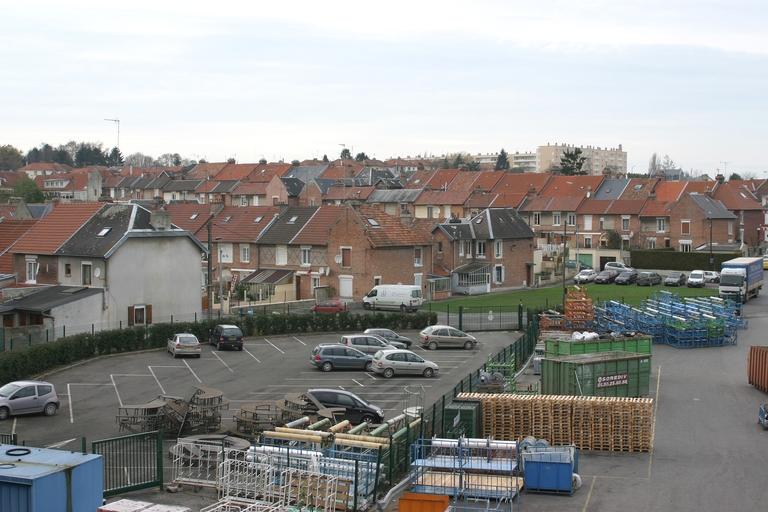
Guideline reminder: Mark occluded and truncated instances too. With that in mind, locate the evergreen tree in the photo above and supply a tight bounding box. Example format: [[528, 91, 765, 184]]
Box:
[[13, 177, 45, 203], [559, 148, 587, 175], [495, 148, 510, 170], [340, 148, 352, 160], [107, 147, 124, 167]]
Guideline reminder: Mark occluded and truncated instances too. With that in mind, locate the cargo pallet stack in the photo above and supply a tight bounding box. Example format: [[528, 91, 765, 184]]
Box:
[[564, 286, 595, 331], [456, 393, 653, 453]]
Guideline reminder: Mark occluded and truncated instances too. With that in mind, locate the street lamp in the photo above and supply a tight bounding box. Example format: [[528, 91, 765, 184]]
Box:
[[708, 219, 714, 271], [104, 119, 120, 149]]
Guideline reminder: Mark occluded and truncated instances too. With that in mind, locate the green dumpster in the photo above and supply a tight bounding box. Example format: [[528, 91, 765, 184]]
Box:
[[541, 351, 651, 397], [543, 336, 652, 359]]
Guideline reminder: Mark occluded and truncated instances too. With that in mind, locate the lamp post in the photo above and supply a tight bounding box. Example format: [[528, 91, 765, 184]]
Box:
[[709, 219, 714, 271], [562, 222, 567, 311], [104, 118, 120, 149]]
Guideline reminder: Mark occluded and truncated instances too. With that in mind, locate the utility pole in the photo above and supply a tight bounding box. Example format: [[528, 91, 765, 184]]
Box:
[[720, 161, 732, 177], [562, 222, 567, 311]]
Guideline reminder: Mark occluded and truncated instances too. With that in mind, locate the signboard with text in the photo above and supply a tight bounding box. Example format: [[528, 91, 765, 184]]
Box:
[[596, 373, 629, 388]]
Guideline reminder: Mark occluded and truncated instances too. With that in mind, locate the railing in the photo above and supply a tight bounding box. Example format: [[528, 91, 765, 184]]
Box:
[[92, 430, 164, 496]]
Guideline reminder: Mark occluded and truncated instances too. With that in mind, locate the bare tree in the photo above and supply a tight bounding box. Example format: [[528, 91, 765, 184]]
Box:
[[124, 152, 154, 167], [741, 171, 757, 180]]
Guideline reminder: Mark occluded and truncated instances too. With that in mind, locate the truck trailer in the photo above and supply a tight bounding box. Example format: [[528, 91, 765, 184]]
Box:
[[719, 257, 764, 303]]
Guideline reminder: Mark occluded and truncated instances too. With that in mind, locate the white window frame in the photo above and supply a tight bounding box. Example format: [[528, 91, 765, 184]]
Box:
[[374, 276, 382, 286], [414, 246, 423, 267], [681, 220, 690, 235], [459, 242, 464, 256], [276, 245, 287, 266], [494, 264, 504, 284], [740, 210, 744, 225], [533, 212, 541, 226], [25, 257, 37, 284], [648, 238, 656, 249], [476, 241, 486, 258], [301, 246, 311, 266], [82, 262, 92, 286], [552, 212, 561, 226], [599, 217, 605, 230], [240, 196, 248, 206], [680, 241, 692, 253], [427, 206, 434, 219], [311, 276, 320, 289], [728, 220, 733, 235], [494, 240, 503, 258], [583, 236, 592, 248], [622, 216, 630, 231], [464, 241, 472, 257], [567, 213, 576, 226], [584, 215, 592, 230], [414, 273, 423, 288], [656, 218, 666, 233], [240, 244, 250, 263]]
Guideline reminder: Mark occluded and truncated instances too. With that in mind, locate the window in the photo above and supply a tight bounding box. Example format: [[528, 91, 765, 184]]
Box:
[[82, 263, 92, 286], [494, 265, 504, 284], [656, 218, 666, 232], [680, 242, 691, 253], [310, 198, 315, 206], [459, 242, 464, 256], [494, 241, 502, 258], [438, 241, 443, 254], [740, 210, 744, 225], [584, 215, 592, 230], [64, 263, 71, 277], [583, 237, 592, 248], [240, 196, 247, 206], [533, 213, 541, 226], [599, 217, 605, 230], [476, 241, 486, 258], [553, 213, 561, 226], [240, 244, 250, 263], [220, 243, 233, 263], [681, 220, 690, 235], [414, 273, 423, 287], [128, 305, 152, 326], [728, 220, 733, 235], [341, 247, 351, 267], [427, 206, 434, 219], [567, 213, 576, 226], [622, 217, 630, 231], [311, 277, 320, 289], [301, 247, 311, 266], [414, 247, 423, 267], [374, 276, 381, 286], [400, 203, 410, 215], [276, 245, 287, 265], [648, 238, 656, 249], [464, 241, 472, 257]]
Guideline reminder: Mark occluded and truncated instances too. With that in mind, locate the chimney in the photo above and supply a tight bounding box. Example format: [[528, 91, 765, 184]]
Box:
[[648, 192, 657, 200], [527, 185, 537, 197], [715, 173, 725, 183], [705, 188, 713, 197], [150, 209, 171, 231]]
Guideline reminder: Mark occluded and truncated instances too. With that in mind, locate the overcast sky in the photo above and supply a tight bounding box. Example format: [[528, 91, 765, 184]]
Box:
[[2, 1, 767, 177]]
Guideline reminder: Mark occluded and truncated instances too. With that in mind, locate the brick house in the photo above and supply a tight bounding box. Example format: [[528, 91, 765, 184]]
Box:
[[326, 204, 433, 301], [712, 183, 764, 249], [668, 193, 737, 252]]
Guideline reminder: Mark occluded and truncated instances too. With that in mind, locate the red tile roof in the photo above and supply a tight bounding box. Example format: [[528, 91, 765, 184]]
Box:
[[323, 185, 376, 201], [712, 184, 762, 210], [11, 203, 104, 254], [19, 163, 73, 173], [164, 204, 218, 235], [424, 169, 461, 190], [356, 206, 431, 248], [292, 206, 343, 245], [214, 163, 260, 181], [246, 164, 293, 183], [231, 182, 269, 195], [319, 166, 352, 180], [605, 200, 647, 215], [471, 171, 505, 192], [640, 201, 676, 217], [618, 178, 660, 200], [683, 181, 716, 195], [520, 196, 583, 212], [414, 190, 472, 206], [405, 169, 433, 189], [0, 219, 39, 273], [446, 171, 480, 192], [489, 192, 528, 209], [491, 172, 554, 196], [539, 175, 604, 197], [653, 182, 687, 201], [576, 199, 613, 215], [187, 162, 228, 180]]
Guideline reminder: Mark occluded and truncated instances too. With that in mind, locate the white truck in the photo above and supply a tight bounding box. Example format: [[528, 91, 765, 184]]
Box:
[[719, 257, 764, 303], [362, 284, 423, 313]]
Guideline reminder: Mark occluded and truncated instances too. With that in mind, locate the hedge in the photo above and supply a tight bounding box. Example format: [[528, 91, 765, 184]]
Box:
[[629, 249, 742, 272], [0, 311, 438, 384]]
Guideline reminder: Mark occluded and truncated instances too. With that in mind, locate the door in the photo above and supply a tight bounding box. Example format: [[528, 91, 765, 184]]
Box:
[[295, 275, 302, 300], [10, 385, 40, 414], [339, 276, 353, 298]]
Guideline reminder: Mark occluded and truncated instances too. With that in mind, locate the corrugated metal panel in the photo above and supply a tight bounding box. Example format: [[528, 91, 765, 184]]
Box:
[[398, 492, 449, 512], [541, 351, 651, 397], [0, 481, 30, 512]]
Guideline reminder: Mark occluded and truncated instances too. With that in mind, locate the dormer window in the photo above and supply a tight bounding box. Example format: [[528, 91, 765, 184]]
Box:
[[288, 215, 299, 224]]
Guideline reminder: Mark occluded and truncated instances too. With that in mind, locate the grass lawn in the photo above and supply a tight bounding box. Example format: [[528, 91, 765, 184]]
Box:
[[423, 284, 717, 312]]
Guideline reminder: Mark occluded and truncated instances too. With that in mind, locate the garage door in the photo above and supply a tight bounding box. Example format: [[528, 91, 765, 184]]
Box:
[[339, 276, 353, 298]]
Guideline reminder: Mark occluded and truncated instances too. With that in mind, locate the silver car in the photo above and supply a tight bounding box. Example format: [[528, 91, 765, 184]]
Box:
[[167, 333, 202, 358], [0, 380, 60, 420], [372, 349, 438, 378], [419, 325, 477, 350], [339, 334, 404, 354]]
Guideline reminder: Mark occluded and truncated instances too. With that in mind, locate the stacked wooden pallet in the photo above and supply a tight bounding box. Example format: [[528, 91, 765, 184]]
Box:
[[455, 393, 653, 452]]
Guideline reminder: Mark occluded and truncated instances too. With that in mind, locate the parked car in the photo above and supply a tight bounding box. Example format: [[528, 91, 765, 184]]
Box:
[[687, 270, 706, 288], [363, 328, 412, 347], [304, 388, 384, 424], [209, 324, 244, 351], [594, 270, 620, 284], [310, 300, 349, 314], [167, 333, 201, 358], [0, 380, 60, 420], [574, 269, 597, 284], [636, 271, 662, 286], [664, 272, 687, 287], [614, 270, 638, 285], [604, 262, 632, 272], [338, 334, 405, 354], [310, 344, 373, 372], [419, 325, 477, 350], [371, 349, 439, 378], [702, 271, 720, 283]]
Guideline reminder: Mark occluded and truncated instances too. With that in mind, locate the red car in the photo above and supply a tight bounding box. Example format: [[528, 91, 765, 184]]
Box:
[[311, 300, 350, 314], [594, 269, 620, 284]]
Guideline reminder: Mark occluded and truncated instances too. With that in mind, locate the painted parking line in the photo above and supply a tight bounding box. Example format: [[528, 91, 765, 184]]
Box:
[[46, 438, 77, 449], [263, 339, 285, 354], [183, 360, 202, 383], [147, 367, 166, 394], [293, 336, 307, 346], [243, 347, 261, 363], [211, 351, 234, 372]]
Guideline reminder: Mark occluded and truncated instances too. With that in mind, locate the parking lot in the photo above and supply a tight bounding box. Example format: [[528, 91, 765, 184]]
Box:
[[5, 294, 768, 511]]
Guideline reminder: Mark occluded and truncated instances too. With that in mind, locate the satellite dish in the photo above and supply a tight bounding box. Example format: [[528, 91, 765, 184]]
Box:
[[334, 254, 342, 264], [435, 208, 440, 214], [630, 231, 634, 237], [326, 268, 331, 276], [318, 267, 325, 275], [94, 267, 101, 278]]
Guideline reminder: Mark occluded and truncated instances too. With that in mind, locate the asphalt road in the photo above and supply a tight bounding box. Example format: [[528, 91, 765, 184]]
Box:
[[5, 290, 768, 511]]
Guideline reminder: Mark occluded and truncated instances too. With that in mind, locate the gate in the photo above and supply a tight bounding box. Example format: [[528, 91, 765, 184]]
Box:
[[458, 305, 526, 332], [0, 433, 16, 445], [92, 430, 163, 496]]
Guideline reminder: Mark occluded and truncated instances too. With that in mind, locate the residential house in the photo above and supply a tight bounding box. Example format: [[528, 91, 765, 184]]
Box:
[[255, 206, 342, 301], [432, 208, 535, 295], [413, 190, 472, 220], [230, 182, 270, 207], [0, 218, 39, 288], [18, 162, 73, 179], [364, 189, 420, 217], [326, 205, 433, 301], [265, 175, 306, 206], [670, 193, 737, 253], [161, 179, 204, 204], [194, 180, 240, 205], [638, 200, 676, 249], [712, 182, 764, 248]]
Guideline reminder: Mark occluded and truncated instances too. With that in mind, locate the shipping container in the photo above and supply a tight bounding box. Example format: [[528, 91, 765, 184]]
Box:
[[543, 336, 652, 359], [541, 351, 651, 397], [0, 445, 103, 512], [748, 346, 768, 393]]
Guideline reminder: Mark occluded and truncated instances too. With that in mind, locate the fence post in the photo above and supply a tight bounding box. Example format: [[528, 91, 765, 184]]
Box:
[[82, 437, 86, 454], [446, 304, 450, 326], [458, 306, 463, 331], [28, 334, 31, 346], [518, 301, 523, 331]]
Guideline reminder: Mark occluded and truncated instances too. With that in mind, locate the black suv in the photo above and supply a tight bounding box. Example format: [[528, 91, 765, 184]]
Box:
[[209, 324, 244, 351], [305, 388, 384, 424]]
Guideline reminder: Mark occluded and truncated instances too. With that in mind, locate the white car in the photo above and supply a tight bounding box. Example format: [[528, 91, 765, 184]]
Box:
[[702, 271, 720, 283], [167, 333, 202, 358], [574, 269, 597, 284], [687, 270, 706, 288], [604, 262, 633, 272]]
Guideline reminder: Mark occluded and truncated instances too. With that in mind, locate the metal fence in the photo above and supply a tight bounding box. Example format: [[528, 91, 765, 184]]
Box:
[[0, 433, 17, 445], [92, 430, 164, 497], [457, 305, 526, 332]]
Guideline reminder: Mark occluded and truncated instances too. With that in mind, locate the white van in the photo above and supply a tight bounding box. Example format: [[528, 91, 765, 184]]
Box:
[[362, 285, 423, 313]]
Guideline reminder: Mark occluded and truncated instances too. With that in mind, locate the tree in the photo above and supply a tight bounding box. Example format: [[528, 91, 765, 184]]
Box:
[[74, 142, 107, 167], [741, 171, 757, 180], [124, 152, 154, 167], [107, 147, 124, 167], [339, 148, 352, 160], [495, 148, 510, 170], [173, 153, 182, 166], [728, 172, 742, 181], [466, 160, 480, 171], [227, 157, 236, 164], [558, 148, 587, 175], [0, 144, 25, 170], [322, 154, 328, 163], [649, 153, 678, 174], [354, 152, 369, 162], [13, 177, 44, 203], [606, 230, 622, 250]]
